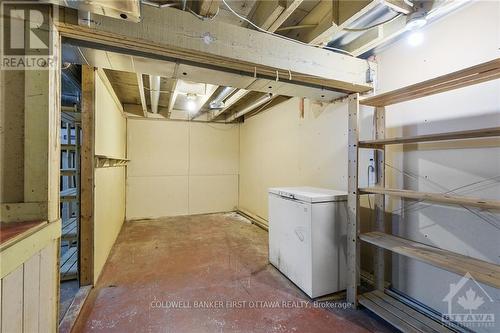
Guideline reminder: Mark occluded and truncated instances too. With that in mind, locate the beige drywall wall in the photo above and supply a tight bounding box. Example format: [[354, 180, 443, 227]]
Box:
[[239, 97, 348, 223], [93, 72, 127, 283], [126, 119, 239, 219], [367, 2, 500, 330]]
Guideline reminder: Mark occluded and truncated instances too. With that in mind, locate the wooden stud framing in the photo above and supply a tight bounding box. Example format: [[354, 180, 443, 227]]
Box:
[[79, 65, 95, 286], [373, 107, 385, 291], [347, 93, 360, 306]]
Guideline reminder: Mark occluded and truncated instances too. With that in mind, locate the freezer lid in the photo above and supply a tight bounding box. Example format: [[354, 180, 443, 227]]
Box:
[[268, 187, 347, 203]]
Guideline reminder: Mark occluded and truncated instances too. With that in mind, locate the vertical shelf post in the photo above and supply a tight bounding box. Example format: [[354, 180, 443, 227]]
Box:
[[347, 93, 360, 306], [374, 107, 385, 290]]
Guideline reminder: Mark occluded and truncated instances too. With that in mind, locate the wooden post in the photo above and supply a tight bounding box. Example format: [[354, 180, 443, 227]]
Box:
[[347, 93, 360, 306], [374, 107, 385, 290], [79, 65, 95, 286]]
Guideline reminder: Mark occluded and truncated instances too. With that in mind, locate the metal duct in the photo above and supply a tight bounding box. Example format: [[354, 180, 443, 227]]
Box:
[[209, 87, 236, 109], [149, 75, 161, 114], [227, 93, 273, 122]]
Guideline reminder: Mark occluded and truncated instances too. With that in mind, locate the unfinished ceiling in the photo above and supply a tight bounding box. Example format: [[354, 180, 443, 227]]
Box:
[[60, 0, 468, 122]]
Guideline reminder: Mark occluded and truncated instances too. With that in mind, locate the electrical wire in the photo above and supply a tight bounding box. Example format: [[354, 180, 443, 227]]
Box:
[[384, 162, 500, 230], [343, 13, 403, 32], [220, 0, 355, 57]]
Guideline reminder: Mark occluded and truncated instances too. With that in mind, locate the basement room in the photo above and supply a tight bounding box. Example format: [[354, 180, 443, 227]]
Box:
[[0, 0, 499, 332]]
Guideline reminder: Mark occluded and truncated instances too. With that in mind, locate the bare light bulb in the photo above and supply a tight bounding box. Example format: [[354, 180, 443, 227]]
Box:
[[407, 31, 424, 47], [186, 98, 197, 112]]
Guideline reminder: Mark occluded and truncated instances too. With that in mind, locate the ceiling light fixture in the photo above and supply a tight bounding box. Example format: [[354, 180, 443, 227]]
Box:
[[405, 1, 427, 47], [186, 93, 197, 113], [406, 0, 428, 31]]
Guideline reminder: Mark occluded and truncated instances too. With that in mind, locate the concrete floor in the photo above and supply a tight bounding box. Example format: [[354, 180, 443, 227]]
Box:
[[60, 279, 79, 321], [73, 213, 395, 332]]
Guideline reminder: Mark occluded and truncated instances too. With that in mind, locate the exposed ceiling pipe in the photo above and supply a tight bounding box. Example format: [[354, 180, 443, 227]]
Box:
[[149, 75, 161, 114], [209, 87, 236, 109], [227, 93, 273, 122]]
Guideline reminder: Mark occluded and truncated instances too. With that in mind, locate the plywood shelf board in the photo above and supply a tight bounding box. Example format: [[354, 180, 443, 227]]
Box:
[[359, 126, 500, 148], [61, 217, 78, 241], [60, 188, 77, 201], [360, 232, 500, 289], [359, 290, 455, 333], [360, 58, 500, 106], [61, 168, 77, 176], [359, 187, 500, 210], [60, 247, 78, 281]]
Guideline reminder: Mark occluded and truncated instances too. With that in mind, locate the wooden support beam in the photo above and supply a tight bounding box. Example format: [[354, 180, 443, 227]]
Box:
[[136, 73, 148, 117], [359, 187, 500, 210], [57, 5, 373, 93], [80, 65, 95, 286]]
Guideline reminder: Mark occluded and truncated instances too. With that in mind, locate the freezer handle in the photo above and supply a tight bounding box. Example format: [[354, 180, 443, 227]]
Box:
[[279, 191, 296, 200]]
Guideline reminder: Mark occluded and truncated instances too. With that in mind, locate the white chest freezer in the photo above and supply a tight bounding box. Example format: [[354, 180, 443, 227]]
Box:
[[268, 187, 348, 298]]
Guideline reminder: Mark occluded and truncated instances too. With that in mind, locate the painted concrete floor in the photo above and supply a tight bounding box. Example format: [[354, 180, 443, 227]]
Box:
[[60, 279, 79, 322], [73, 213, 396, 333]]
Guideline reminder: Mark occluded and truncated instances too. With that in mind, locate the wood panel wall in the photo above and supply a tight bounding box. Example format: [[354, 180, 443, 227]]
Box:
[[1, 239, 59, 333], [92, 70, 127, 283]]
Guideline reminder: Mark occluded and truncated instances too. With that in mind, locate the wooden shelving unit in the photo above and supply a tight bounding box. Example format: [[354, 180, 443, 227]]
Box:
[[60, 106, 81, 281], [346, 58, 500, 330]]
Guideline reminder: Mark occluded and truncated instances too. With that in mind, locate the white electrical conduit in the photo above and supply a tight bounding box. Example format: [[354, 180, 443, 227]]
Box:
[[227, 93, 273, 122], [149, 75, 161, 114]]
